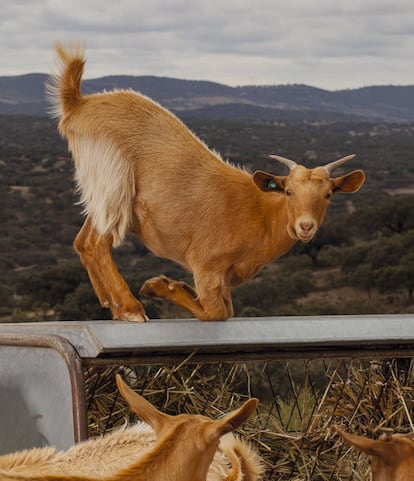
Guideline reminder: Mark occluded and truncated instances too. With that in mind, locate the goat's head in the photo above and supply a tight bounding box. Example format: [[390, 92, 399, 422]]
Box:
[[253, 154, 365, 243], [336, 427, 414, 481], [115, 374, 258, 479]]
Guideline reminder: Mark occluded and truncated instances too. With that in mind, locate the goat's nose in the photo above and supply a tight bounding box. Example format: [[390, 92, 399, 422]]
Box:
[[299, 221, 314, 232]]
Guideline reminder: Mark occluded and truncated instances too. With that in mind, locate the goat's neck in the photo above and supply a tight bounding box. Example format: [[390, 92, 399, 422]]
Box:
[[261, 195, 296, 262], [109, 429, 214, 481]]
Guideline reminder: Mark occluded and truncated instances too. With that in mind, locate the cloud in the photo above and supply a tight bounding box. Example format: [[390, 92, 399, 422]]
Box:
[[1, 0, 414, 89]]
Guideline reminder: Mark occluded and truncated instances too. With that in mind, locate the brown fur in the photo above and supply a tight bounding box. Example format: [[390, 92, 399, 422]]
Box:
[[0, 376, 259, 481], [47, 43, 365, 322], [0, 426, 263, 481], [219, 434, 264, 481], [336, 427, 414, 481], [0, 449, 56, 471]]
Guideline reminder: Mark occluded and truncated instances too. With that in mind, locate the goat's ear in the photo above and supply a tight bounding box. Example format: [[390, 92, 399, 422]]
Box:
[[253, 170, 285, 193], [116, 374, 168, 432], [332, 170, 365, 194], [335, 427, 391, 458], [214, 398, 258, 437]]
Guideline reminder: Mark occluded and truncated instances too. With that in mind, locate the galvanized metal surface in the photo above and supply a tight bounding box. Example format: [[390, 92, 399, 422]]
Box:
[[0, 333, 87, 453], [0, 314, 413, 359]]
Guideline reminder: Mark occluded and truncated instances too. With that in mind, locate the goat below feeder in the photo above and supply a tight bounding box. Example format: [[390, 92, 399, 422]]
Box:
[[0, 375, 259, 481], [336, 426, 414, 481]]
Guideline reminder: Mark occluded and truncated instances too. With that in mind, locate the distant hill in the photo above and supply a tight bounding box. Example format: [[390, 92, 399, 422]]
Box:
[[0, 73, 414, 122]]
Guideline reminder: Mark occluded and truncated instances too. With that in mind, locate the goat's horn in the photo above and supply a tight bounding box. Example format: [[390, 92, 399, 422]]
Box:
[[269, 154, 298, 170], [324, 154, 356, 175]]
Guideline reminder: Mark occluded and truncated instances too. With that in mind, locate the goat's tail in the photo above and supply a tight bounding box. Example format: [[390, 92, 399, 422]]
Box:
[[220, 434, 264, 481], [46, 42, 85, 119]]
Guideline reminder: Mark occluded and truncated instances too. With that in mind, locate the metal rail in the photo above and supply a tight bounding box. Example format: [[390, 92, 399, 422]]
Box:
[[0, 314, 413, 454], [1, 314, 413, 359]]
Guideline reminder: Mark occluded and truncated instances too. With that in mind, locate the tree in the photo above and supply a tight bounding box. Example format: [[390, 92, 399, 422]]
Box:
[[294, 219, 352, 266], [341, 243, 372, 275], [233, 269, 312, 316], [375, 263, 414, 301], [17, 263, 87, 307], [349, 196, 414, 238], [56, 282, 111, 321], [350, 263, 374, 297], [365, 236, 404, 270], [398, 252, 414, 301]]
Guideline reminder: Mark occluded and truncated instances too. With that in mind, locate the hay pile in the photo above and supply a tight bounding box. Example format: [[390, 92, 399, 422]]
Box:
[[84, 357, 414, 481]]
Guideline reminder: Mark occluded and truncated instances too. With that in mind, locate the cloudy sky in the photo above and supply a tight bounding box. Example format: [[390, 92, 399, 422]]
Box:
[[2, 0, 414, 90]]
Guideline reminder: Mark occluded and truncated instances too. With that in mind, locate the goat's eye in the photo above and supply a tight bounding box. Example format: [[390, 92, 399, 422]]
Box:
[[325, 192, 333, 200], [285, 189, 292, 196]]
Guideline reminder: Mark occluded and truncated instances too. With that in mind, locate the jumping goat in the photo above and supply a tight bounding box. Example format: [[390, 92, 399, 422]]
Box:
[[48, 43, 365, 321]]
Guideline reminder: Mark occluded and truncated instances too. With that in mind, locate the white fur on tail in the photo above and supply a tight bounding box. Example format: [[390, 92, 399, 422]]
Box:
[[71, 136, 135, 246]]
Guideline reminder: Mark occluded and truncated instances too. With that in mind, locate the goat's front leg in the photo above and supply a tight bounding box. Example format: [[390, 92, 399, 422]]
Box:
[[140, 272, 233, 321], [74, 217, 148, 322]]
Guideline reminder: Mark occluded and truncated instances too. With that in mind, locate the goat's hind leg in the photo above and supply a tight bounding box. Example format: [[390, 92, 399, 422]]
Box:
[[140, 273, 232, 321], [74, 217, 148, 322]]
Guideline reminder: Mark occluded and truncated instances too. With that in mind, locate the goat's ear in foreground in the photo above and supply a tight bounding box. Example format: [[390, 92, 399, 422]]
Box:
[[116, 374, 169, 431], [253, 171, 285, 193], [214, 398, 258, 437], [332, 170, 365, 194], [335, 426, 391, 458]]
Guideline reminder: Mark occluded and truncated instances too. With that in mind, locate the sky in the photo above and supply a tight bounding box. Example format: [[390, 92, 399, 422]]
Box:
[[1, 0, 414, 91]]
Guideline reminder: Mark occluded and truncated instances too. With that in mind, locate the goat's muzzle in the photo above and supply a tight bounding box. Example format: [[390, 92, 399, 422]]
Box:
[[288, 219, 317, 243]]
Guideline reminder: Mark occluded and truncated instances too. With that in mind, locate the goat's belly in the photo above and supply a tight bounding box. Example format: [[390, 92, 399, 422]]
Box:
[[133, 198, 193, 267], [133, 224, 190, 271], [149, 240, 190, 269]]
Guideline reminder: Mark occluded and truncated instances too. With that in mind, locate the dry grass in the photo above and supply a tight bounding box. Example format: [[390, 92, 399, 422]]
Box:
[[84, 358, 414, 481]]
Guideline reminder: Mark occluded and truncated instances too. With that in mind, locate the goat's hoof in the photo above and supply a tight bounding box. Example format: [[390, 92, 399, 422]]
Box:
[[112, 301, 149, 322], [140, 275, 173, 298], [126, 312, 149, 322], [113, 312, 149, 322]]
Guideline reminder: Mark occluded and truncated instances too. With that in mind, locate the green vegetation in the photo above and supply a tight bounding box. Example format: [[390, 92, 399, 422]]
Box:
[[1, 114, 414, 321], [1, 114, 414, 480]]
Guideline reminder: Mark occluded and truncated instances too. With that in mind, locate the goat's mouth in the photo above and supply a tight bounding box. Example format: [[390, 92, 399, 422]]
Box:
[[288, 224, 315, 243], [297, 232, 314, 243]]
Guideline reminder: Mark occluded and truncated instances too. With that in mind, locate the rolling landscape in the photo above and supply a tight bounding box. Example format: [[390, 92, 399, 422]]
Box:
[[0, 73, 414, 322], [2, 72, 414, 122]]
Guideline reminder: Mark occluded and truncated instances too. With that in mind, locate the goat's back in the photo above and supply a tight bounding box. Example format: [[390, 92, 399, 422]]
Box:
[[50, 44, 276, 266], [0, 448, 56, 471], [0, 423, 263, 481]]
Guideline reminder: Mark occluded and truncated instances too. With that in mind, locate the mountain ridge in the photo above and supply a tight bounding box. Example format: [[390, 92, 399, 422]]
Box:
[[1, 73, 413, 122]]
